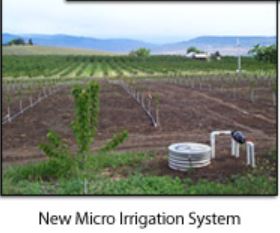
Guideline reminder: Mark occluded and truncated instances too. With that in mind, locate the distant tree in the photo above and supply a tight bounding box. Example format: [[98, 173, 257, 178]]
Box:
[[249, 44, 276, 63], [8, 38, 26, 46], [214, 51, 221, 57], [28, 38, 33, 45], [129, 50, 137, 57], [133, 48, 150, 57], [211, 51, 221, 60], [187, 46, 202, 54]]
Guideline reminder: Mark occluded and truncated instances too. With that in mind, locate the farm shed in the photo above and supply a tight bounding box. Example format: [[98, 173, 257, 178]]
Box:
[[185, 52, 210, 60]]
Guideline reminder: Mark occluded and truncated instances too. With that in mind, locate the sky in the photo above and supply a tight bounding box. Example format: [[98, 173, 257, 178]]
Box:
[[3, 0, 276, 44]]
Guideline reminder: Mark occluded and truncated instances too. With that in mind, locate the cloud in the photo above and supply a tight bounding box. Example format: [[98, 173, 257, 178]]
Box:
[[3, 0, 276, 43]]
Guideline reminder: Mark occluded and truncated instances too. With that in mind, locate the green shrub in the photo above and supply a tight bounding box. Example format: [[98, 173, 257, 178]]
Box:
[[249, 44, 276, 64]]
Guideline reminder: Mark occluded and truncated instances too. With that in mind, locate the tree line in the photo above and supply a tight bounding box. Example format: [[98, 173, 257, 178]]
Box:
[[5, 37, 33, 46]]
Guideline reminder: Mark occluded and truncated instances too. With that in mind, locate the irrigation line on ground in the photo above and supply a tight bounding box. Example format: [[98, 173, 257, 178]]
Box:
[[2, 87, 64, 125], [110, 80, 159, 127], [165, 77, 275, 105]]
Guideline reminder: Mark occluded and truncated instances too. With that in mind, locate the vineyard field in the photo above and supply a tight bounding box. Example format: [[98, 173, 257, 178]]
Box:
[[3, 55, 276, 79], [2, 53, 277, 195]]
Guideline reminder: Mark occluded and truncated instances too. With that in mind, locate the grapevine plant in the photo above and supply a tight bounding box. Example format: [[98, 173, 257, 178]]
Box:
[[39, 81, 128, 193]]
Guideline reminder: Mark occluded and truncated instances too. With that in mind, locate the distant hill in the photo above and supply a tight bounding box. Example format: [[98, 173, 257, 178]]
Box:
[[2, 33, 20, 44], [154, 36, 276, 55], [2, 33, 156, 53], [3, 33, 276, 55], [3, 45, 112, 56]]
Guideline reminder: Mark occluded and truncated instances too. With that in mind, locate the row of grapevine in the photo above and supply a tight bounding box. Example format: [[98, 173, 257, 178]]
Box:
[[3, 55, 276, 79]]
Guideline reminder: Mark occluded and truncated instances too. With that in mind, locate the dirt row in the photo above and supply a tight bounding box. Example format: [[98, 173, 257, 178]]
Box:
[[2, 80, 276, 181], [2, 81, 154, 163]]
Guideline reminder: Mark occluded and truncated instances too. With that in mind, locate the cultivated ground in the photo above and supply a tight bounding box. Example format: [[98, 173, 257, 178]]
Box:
[[3, 79, 276, 182]]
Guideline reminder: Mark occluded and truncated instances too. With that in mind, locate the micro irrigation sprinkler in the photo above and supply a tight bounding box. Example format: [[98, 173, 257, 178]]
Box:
[[168, 130, 256, 172]]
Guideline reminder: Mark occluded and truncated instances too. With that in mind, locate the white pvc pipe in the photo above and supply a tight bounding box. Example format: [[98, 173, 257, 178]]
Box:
[[246, 143, 250, 165], [246, 141, 255, 167], [210, 132, 216, 159], [251, 144, 255, 167], [231, 139, 236, 156], [235, 143, 240, 158]]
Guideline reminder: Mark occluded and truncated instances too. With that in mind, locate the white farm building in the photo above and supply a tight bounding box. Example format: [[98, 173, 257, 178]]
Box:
[[185, 52, 210, 60]]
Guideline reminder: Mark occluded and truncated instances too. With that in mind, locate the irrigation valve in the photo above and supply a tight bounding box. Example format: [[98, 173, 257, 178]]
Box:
[[210, 130, 256, 168]]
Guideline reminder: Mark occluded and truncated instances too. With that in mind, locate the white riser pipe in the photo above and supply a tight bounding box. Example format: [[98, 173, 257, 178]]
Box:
[[246, 141, 256, 167], [231, 139, 235, 156], [235, 143, 240, 158]]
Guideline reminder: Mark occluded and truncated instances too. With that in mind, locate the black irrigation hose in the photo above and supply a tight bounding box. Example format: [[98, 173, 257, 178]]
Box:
[[111, 80, 159, 127], [2, 87, 64, 125]]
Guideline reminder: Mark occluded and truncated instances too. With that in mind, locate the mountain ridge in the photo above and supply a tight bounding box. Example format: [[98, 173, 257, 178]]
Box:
[[2, 33, 276, 55]]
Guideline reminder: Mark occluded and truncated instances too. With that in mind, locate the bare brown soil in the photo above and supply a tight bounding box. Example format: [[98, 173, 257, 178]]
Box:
[[2, 80, 276, 181]]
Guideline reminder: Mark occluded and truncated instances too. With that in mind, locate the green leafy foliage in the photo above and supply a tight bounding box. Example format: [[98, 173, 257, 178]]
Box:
[[3, 152, 277, 195], [129, 48, 150, 57], [249, 44, 276, 63], [99, 130, 128, 153], [38, 130, 77, 179], [90, 175, 185, 195], [3, 152, 152, 195], [3, 55, 276, 78], [88, 152, 152, 170], [187, 46, 202, 54], [8, 81, 128, 190], [2, 179, 43, 195], [7, 38, 26, 46], [87, 82, 100, 136], [4, 160, 73, 182], [71, 81, 100, 154], [89, 173, 276, 195], [186, 175, 276, 195], [39, 130, 71, 160]]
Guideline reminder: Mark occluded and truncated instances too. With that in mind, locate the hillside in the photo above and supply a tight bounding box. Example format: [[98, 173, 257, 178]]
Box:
[[2, 45, 112, 56], [154, 36, 276, 55], [3, 33, 276, 55], [3, 33, 156, 53]]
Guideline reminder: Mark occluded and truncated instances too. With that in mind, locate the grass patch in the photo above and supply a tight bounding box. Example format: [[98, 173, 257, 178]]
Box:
[[2, 151, 277, 195], [90, 175, 185, 195], [3, 151, 152, 182], [186, 175, 276, 195]]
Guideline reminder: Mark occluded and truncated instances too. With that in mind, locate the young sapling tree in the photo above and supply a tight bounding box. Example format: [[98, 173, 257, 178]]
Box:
[[39, 81, 128, 194]]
